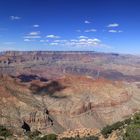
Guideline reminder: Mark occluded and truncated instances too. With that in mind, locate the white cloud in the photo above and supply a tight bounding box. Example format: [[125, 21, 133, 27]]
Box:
[[53, 39, 67, 43], [40, 39, 49, 42], [108, 30, 117, 33], [85, 29, 97, 32], [70, 39, 78, 42], [118, 30, 123, 33], [29, 31, 40, 36], [107, 23, 119, 27], [91, 38, 101, 42], [24, 35, 41, 39], [33, 24, 40, 27], [78, 36, 88, 39], [75, 38, 101, 47], [3, 42, 16, 45], [46, 34, 60, 39], [108, 30, 123, 33], [23, 31, 41, 40], [45, 37, 104, 48], [84, 20, 91, 24], [50, 42, 59, 45], [79, 39, 87, 42], [24, 39, 31, 42], [10, 16, 21, 20]]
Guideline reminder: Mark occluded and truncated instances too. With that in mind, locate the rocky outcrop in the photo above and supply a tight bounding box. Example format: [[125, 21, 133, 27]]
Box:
[[58, 128, 100, 139]]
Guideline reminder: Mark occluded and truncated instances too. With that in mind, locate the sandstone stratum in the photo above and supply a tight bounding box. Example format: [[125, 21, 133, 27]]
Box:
[[0, 51, 139, 137]]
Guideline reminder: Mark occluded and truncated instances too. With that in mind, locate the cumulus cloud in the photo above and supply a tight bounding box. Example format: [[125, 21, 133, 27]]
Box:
[[70, 39, 78, 42], [108, 30, 117, 33], [24, 39, 31, 42], [24, 35, 41, 39], [85, 29, 97, 32], [108, 30, 123, 33], [78, 36, 88, 39], [40, 39, 49, 42], [10, 16, 21, 20], [33, 24, 40, 27], [107, 23, 119, 27], [23, 31, 41, 40], [45, 37, 103, 48], [84, 20, 91, 24], [46, 34, 60, 39], [92, 38, 101, 42], [28, 31, 40, 36], [50, 42, 59, 45], [23, 30, 107, 49], [71, 38, 101, 47], [76, 29, 97, 33], [53, 39, 67, 43]]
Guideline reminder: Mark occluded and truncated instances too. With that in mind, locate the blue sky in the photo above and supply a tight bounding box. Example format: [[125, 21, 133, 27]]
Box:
[[0, 0, 140, 54]]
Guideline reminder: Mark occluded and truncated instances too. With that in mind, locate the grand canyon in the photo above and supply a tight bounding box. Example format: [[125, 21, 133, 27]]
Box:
[[0, 51, 139, 139]]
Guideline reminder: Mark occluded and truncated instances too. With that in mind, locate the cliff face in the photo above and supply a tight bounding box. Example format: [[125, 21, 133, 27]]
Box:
[[0, 51, 139, 135]]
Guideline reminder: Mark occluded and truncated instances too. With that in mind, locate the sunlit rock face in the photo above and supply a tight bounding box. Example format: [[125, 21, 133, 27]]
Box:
[[0, 51, 139, 134]]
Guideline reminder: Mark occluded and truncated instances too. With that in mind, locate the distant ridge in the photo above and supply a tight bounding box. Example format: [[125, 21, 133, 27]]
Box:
[[0, 50, 138, 56]]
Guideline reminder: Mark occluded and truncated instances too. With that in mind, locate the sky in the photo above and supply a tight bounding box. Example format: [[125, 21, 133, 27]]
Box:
[[0, 0, 140, 54]]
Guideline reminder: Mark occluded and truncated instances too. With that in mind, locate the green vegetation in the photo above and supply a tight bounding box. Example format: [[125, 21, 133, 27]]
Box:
[[123, 113, 140, 140], [123, 124, 140, 140], [101, 121, 125, 138], [33, 134, 98, 140], [0, 125, 12, 139], [60, 136, 98, 140], [101, 112, 140, 140], [27, 130, 41, 139], [36, 134, 57, 140]]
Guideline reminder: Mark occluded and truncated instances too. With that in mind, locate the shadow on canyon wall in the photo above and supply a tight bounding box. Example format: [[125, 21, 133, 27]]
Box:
[[17, 74, 48, 82], [30, 81, 67, 98]]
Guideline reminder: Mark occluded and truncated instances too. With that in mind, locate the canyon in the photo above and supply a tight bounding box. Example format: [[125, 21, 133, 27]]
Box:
[[0, 51, 140, 136]]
